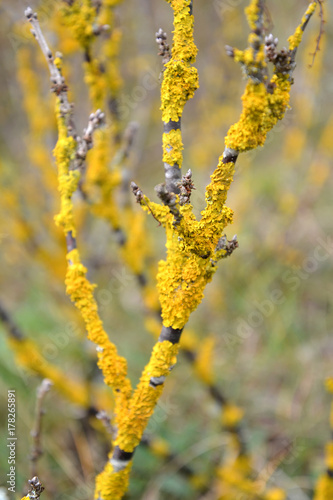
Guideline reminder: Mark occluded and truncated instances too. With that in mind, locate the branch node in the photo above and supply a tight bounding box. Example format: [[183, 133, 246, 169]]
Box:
[[155, 183, 182, 226], [178, 169, 195, 205], [155, 28, 171, 66]]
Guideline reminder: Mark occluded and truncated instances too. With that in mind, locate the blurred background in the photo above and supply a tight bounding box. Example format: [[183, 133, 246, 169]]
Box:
[[0, 0, 332, 498]]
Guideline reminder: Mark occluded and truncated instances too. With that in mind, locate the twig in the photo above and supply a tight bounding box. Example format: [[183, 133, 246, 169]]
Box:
[[155, 28, 171, 66], [25, 8, 73, 124], [25, 7, 104, 255], [26, 476, 45, 500], [0, 301, 24, 340], [75, 109, 105, 172], [309, 0, 325, 68], [112, 121, 138, 170], [178, 169, 195, 206], [30, 379, 53, 478], [155, 183, 182, 226], [131, 181, 162, 226], [215, 234, 239, 257], [96, 410, 116, 439]]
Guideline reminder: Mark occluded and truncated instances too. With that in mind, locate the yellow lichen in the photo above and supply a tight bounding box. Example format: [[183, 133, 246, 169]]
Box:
[[162, 129, 184, 168], [52, 111, 79, 234], [226, 78, 291, 152], [115, 341, 179, 452], [94, 462, 132, 500], [84, 59, 108, 110], [60, 0, 96, 51], [161, 0, 199, 123], [245, 0, 260, 31], [288, 2, 317, 51], [65, 248, 132, 409]]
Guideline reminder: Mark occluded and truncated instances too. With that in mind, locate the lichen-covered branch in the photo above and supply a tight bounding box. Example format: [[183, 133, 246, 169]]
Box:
[[160, 0, 199, 193], [25, 3, 132, 428]]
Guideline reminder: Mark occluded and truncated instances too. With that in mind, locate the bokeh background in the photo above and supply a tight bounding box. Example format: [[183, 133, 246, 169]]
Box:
[[0, 0, 332, 499]]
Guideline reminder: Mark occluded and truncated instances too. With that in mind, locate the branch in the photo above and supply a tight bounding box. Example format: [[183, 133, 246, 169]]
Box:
[[155, 28, 171, 66], [96, 410, 116, 439], [0, 301, 24, 340], [309, 0, 325, 68], [25, 8, 72, 123], [25, 5, 132, 428], [155, 183, 182, 226], [159, 0, 198, 193], [30, 379, 53, 478], [75, 109, 105, 172], [22, 476, 45, 500]]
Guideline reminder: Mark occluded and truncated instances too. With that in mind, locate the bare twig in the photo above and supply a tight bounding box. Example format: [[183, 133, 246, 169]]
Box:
[[155, 28, 171, 66], [131, 182, 162, 226], [112, 121, 139, 170], [30, 379, 53, 478], [215, 234, 239, 257], [75, 109, 105, 172], [0, 301, 24, 340], [130, 181, 144, 204], [96, 410, 116, 438], [309, 0, 325, 68], [25, 8, 72, 123], [177, 169, 195, 206], [27, 476, 45, 500]]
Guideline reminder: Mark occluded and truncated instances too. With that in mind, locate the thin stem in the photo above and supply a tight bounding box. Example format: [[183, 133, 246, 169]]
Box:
[[30, 379, 53, 478]]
